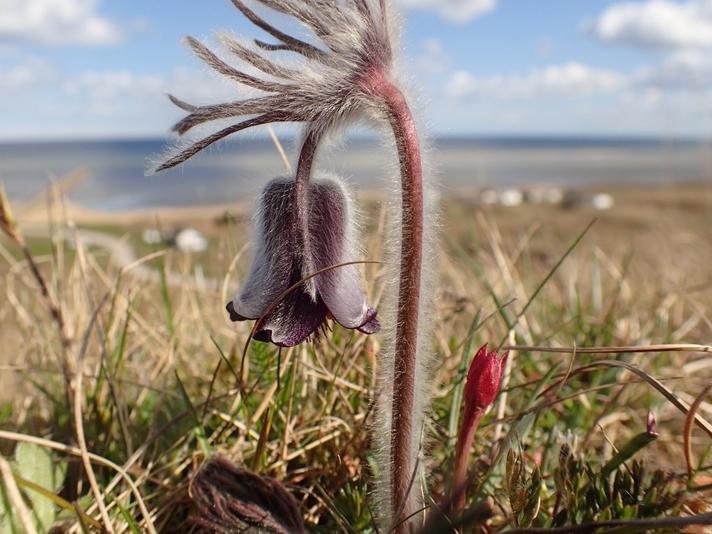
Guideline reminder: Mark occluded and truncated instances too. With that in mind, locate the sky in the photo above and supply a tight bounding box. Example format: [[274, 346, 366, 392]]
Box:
[[1, 0, 712, 140]]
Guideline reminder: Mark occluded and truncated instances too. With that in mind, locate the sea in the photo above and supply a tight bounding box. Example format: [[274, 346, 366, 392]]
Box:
[[1, 137, 710, 212]]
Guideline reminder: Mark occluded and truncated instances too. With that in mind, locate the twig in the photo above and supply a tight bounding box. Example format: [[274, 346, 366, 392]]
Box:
[[267, 125, 292, 173], [0, 431, 157, 534], [684, 384, 712, 482], [542, 360, 712, 438], [503, 344, 712, 355], [74, 293, 114, 532], [502, 511, 712, 533], [0, 454, 39, 534]]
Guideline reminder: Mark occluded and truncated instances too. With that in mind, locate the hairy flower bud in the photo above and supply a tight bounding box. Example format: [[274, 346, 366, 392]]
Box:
[[464, 343, 509, 412], [227, 174, 379, 347], [451, 343, 508, 512]]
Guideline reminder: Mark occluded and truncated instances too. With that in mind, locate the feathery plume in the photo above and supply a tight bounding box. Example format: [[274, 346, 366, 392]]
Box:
[[153, 2, 434, 531]]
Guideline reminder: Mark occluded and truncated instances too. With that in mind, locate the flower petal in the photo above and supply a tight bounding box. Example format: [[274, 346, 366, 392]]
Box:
[[357, 308, 380, 334], [232, 178, 297, 320], [309, 176, 379, 332], [252, 276, 329, 347]]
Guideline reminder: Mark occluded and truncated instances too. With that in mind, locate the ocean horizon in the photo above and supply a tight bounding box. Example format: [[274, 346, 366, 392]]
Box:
[[1, 136, 711, 212]]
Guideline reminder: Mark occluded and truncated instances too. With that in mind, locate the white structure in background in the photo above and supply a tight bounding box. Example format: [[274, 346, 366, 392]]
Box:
[[175, 228, 208, 253], [476, 186, 612, 210], [542, 187, 564, 204], [480, 189, 499, 205], [142, 228, 163, 245], [500, 188, 524, 207], [592, 193, 614, 210]]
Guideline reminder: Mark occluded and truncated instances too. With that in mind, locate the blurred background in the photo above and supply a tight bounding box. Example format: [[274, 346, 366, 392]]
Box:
[[0, 0, 711, 210]]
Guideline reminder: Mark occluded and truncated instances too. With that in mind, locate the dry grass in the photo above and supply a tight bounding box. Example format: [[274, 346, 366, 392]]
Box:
[[0, 180, 711, 532]]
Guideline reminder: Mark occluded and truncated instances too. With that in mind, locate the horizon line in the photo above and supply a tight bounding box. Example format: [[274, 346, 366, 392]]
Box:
[[1, 132, 711, 145]]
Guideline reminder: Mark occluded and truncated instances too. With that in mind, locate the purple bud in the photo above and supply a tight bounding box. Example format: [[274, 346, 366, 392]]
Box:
[[647, 411, 658, 437], [228, 175, 379, 347]]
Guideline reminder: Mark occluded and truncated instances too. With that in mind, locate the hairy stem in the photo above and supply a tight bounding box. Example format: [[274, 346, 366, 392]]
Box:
[[452, 409, 484, 512], [294, 128, 322, 294], [377, 77, 424, 532]]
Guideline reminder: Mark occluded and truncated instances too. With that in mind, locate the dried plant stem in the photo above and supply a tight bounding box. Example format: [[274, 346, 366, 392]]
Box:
[[683, 384, 712, 482], [266, 125, 292, 173], [0, 430, 157, 534], [503, 343, 712, 355], [503, 512, 712, 533], [0, 454, 39, 534], [378, 77, 424, 532], [0, 192, 73, 407], [74, 295, 114, 532], [14, 235, 69, 348]]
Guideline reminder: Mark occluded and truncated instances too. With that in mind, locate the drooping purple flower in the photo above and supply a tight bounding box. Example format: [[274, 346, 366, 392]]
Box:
[[226, 175, 379, 347], [151, 2, 430, 530]]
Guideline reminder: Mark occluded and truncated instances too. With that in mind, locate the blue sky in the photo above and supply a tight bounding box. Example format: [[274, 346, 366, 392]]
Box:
[[1, 0, 712, 140]]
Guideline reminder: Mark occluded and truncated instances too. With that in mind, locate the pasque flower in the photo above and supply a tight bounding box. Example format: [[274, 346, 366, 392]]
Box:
[[226, 175, 379, 347], [154, 1, 433, 531], [452, 344, 509, 512]]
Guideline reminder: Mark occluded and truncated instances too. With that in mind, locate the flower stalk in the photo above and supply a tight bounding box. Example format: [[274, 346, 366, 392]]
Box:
[[153, 1, 433, 530], [377, 76, 425, 530], [452, 344, 508, 513]]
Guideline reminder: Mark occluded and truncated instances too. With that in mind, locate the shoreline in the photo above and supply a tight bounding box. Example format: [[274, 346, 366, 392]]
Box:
[[14, 180, 709, 226]]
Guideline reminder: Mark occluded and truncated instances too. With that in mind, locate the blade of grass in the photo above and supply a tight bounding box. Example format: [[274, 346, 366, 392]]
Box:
[[13, 474, 102, 530], [448, 312, 481, 442], [498, 218, 597, 348], [174, 370, 211, 457], [156, 255, 174, 338], [114, 498, 143, 534], [684, 384, 712, 484], [601, 426, 658, 477]]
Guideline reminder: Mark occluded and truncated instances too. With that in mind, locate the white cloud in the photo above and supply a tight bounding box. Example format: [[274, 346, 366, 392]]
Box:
[[446, 63, 627, 100], [415, 38, 451, 75], [633, 49, 712, 88], [590, 0, 712, 49], [0, 0, 121, 46], [0, 57, 53, 90], [64, 71, 164, 99], [398, 0, 497, 23]]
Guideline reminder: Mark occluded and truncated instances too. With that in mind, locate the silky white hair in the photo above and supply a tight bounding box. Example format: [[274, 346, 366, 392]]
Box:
[[151, 1, 438, 529]]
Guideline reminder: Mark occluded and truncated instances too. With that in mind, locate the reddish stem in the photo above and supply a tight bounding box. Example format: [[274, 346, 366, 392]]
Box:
[[373, 76, 424, 532], [296, 69, 425, 532], [294, 129, 322, 286], [452, 408, 484, 513]]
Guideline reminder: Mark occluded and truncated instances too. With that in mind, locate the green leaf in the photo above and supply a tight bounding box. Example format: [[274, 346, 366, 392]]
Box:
[[0, 404, 11, 424], [175, 371, 211, 457], [448, 313, 481, 441], [14, 443, 60, 532], [602, 430, 658, 478]]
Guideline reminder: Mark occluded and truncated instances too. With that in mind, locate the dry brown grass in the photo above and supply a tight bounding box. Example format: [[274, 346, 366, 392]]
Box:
[[0, 180, 711, 532]]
